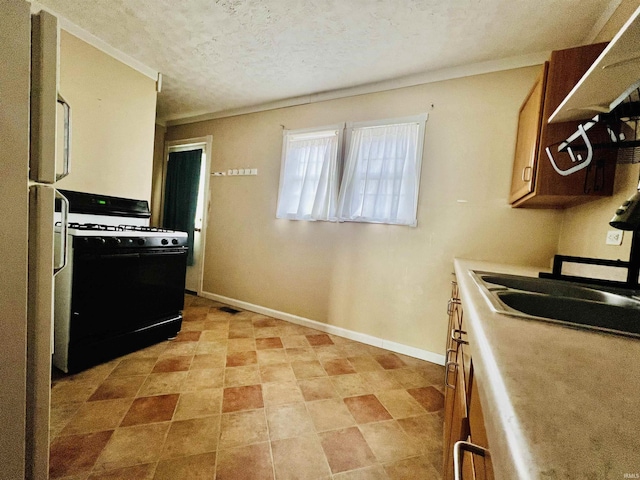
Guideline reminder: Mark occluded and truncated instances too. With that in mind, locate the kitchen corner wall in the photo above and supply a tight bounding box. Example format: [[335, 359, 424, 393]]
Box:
[[150, 123, 167, 226], [164, 67, 564, 357], [557, 163, 640, 262], [55, 31, 157, 201]]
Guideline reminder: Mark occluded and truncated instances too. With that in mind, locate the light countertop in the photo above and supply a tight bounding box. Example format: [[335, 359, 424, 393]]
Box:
[[454, 258, 640, 480]]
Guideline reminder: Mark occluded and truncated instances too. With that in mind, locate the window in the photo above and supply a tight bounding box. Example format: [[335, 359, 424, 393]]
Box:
[[276, 125, 343, 221], [276, 114, 427, 226], [337, 115, 427, 226]]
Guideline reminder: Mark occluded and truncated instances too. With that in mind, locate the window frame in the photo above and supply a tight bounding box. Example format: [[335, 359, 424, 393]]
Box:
[[275, 123, 345, 221]]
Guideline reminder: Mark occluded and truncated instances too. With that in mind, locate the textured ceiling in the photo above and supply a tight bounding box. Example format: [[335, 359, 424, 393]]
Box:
[[37, 0, 615, 122]]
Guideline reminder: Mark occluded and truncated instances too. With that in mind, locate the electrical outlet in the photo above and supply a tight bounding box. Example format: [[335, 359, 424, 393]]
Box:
[[606, 230, 623, 246]]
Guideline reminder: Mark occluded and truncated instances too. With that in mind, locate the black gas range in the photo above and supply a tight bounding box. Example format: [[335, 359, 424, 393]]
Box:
[[53, 190, 188, 373]]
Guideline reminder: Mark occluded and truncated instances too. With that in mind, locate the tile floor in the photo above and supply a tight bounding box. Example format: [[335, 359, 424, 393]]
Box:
[[49, 295, 445, 479]]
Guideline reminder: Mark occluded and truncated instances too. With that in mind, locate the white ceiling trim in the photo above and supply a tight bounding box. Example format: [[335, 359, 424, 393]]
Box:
[[164, 50, 550, 126], [30, 1, 159, 81]]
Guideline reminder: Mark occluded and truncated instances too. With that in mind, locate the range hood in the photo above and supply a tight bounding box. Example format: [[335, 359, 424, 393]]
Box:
[[549, 5, 640, 124]]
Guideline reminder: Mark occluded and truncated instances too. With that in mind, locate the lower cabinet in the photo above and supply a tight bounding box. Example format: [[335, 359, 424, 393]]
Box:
[[443, 280, 494, 480]]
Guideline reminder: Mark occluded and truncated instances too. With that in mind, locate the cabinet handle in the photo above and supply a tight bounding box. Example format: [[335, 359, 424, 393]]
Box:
[[521, 165, 532, 182], [444, 348, 457, 385], [447, 298, 461, 315], [445, 360, 458, 389], [454, 441, 489, 480], [451, 328, 469, 345]]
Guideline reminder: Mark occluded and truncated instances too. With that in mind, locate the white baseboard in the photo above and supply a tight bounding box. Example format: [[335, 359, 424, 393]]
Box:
[[199, 291, 445, 366]]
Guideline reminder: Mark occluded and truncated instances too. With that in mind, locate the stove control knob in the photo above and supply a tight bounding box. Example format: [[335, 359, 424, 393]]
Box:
[[107, 237, 121, 246], [171, 239, 178, 245], [161, 239, 169, 245], [91, 237, 106, 246], [137, 238, 146, 246]]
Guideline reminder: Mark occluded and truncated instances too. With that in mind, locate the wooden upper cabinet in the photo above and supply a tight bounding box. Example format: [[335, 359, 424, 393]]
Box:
[[509, 64, 547, 204], [510, 43, 617, 208]]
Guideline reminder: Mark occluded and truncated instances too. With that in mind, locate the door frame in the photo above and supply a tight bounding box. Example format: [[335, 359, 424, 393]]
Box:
[[161, 135, 213, 296]]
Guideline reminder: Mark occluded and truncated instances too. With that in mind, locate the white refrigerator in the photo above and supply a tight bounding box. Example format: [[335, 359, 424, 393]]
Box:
[[0, 2, 70, 478]]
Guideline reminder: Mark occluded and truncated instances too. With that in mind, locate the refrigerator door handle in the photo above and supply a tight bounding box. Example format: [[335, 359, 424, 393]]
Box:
[[54, 190, 69, 275], [56, 93, 71, 181]]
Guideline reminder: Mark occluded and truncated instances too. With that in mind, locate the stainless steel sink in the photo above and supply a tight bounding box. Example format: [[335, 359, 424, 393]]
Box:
[[470, 270, 640, 338]]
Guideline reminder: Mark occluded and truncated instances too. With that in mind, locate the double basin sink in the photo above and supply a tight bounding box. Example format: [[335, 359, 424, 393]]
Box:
[[470, 271, 640, 338]]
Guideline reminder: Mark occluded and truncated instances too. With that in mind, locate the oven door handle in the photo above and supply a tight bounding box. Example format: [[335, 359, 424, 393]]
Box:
[[139, 250, 187, 257], [92, 253, 141, 259]]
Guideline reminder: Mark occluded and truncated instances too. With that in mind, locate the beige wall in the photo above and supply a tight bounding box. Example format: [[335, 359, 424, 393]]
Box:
[[56, 31, 157, 201], [558, 164, 640, 261], [166, 67, 564, 356]]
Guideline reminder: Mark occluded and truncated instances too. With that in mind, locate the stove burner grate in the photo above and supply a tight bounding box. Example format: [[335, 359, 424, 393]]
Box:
[[118, 225, 178, 233], [55, 222, 179, 234], [56, 222, 122, 231]]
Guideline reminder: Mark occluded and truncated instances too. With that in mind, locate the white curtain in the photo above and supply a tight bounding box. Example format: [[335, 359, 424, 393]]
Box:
[[276, 131, 339, 221], [337, 122, 420, 226]]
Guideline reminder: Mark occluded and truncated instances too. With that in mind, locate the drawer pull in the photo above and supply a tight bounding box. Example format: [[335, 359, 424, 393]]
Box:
[[447, 298, 461, 315], [451, 328, 469, 345], [445, 361, 458, 389], [454, 440, 488, 479], [444, 348, 457, 386], [444, 348, 457, 389]]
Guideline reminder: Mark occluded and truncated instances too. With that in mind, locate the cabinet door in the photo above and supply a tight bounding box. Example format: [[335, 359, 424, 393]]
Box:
[[443, 340, 459, 478], [443, 308, 460, 479], [443, 284, 464, 479], [468, 365, 494, 480], [534, 42, 614, 199], [508, 63, 548, 204], [444, 342, 470, 480]]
